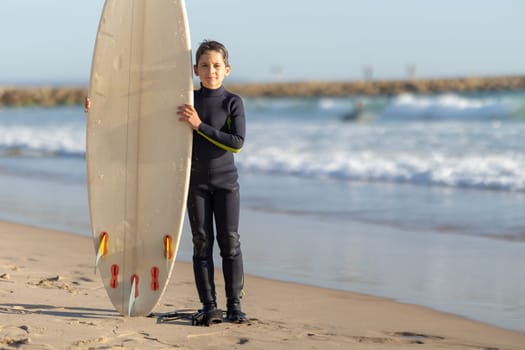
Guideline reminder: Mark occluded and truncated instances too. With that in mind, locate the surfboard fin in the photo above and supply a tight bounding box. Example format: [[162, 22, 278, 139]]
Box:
[[128, 275, 139, 317], [94, 232, 109, 273], [164, 235, 174, 270]]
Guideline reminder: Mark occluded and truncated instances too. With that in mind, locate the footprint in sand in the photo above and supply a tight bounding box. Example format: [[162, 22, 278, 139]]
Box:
[[72, 332, 156, 349], [0, 325, 31, 348], [0, 273, 13, 284], [27, 275, 78, 294], [0, 265, 21, 272], [70, 337, 110, 348]]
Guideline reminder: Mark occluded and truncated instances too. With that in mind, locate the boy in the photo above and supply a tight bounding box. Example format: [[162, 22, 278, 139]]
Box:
[[177, 40, 247, 324]]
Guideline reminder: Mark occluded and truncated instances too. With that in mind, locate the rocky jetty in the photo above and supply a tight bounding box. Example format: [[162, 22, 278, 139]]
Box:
[[1, 75, 524, 107], [0, 86, 86, 107], [227, 75, 525, 97]]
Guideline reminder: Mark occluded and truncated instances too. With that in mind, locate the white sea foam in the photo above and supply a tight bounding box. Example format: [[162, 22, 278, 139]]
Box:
[[1, 94, 524, 191], [239, 147, 525, 192], [379, 93, 512, 120], [0, 124, 85, 156], [240, 112, 525, 191]]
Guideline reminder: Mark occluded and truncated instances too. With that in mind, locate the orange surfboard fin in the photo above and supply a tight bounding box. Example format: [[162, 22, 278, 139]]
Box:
[[164, 235, 174, 260], [95, 232, 109, 273]]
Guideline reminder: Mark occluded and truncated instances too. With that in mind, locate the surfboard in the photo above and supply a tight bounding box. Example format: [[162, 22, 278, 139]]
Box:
[[86, 0, 193, 317]]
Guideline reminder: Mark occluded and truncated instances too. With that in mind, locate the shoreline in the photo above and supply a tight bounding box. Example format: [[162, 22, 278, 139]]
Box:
[[1, 161, 524, 335], [1, 220, 524, 349], [1, 75, 524, 106]]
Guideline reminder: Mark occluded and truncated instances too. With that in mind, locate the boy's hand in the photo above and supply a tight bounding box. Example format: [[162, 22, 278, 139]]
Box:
[[177, 104, 202, 130], [84, 97, 91, 113]]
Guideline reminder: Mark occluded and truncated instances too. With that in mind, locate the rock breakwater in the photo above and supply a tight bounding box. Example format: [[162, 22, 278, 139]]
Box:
[[227, 75, 525, 97], [1, 75, 524, 107], [0, 86, 86, 107]]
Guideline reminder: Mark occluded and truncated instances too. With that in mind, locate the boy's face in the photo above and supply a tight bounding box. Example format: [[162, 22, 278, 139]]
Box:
[[194, 50, 231, 89]]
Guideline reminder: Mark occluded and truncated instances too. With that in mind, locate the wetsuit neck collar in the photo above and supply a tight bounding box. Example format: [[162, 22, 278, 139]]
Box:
[[199, 84, 225, 97]]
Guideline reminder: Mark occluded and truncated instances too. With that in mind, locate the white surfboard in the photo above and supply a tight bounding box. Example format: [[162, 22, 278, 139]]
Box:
[[86, 0, 193, 316]]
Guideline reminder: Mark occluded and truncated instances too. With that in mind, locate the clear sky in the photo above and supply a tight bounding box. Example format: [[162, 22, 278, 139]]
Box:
[[1, 0, 523, 84]]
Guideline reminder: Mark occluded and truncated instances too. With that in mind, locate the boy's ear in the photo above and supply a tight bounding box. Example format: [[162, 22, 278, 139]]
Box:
[[193, 65, 199, 76], [225, 65, 231, 76]]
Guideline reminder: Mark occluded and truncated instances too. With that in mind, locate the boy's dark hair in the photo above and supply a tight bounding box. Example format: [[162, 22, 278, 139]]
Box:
[[195, 40, 230, 67]]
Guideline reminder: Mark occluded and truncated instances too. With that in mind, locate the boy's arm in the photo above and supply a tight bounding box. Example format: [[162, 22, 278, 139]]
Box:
[[197, 97, 245, 153]]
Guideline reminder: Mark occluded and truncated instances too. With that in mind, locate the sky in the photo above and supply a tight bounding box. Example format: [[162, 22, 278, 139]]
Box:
[[0, 0, 524, 84]]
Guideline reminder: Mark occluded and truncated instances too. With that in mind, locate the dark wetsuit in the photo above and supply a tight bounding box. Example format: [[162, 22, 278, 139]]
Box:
[[187, 85, 246, 309]]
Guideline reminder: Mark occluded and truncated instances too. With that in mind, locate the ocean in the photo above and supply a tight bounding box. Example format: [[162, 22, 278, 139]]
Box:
[[0, 90, 524, 332]]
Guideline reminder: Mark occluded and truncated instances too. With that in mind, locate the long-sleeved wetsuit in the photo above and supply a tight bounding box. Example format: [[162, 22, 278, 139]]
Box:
[[187, 85, 246, 309]]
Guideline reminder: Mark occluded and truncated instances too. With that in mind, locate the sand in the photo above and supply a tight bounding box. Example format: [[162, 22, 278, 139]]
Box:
[[0, 220, 523, 350]]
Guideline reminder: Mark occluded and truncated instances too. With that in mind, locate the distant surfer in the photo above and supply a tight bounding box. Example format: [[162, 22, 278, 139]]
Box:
[[341, 100, 364, 121], [177, 40, 248, 325]]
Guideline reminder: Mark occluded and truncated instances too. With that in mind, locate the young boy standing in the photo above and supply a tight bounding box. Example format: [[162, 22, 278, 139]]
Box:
[[177, 40, 247, 324]]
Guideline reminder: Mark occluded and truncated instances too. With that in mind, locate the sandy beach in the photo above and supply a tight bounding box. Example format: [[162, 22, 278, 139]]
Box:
[[0, 220, 523, 349]]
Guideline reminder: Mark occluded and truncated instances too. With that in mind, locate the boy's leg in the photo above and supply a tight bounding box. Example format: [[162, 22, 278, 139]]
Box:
[[187, 185, 217, 308], [214, 186, 247, 322]]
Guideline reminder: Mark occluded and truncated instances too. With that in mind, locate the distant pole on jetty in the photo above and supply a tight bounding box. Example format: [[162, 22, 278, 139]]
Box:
[[362, 65, 374, 81], [406, 64, 417, 80]]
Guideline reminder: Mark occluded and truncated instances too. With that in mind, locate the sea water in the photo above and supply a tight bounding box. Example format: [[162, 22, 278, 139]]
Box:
[[0, 91, 524, 332]]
